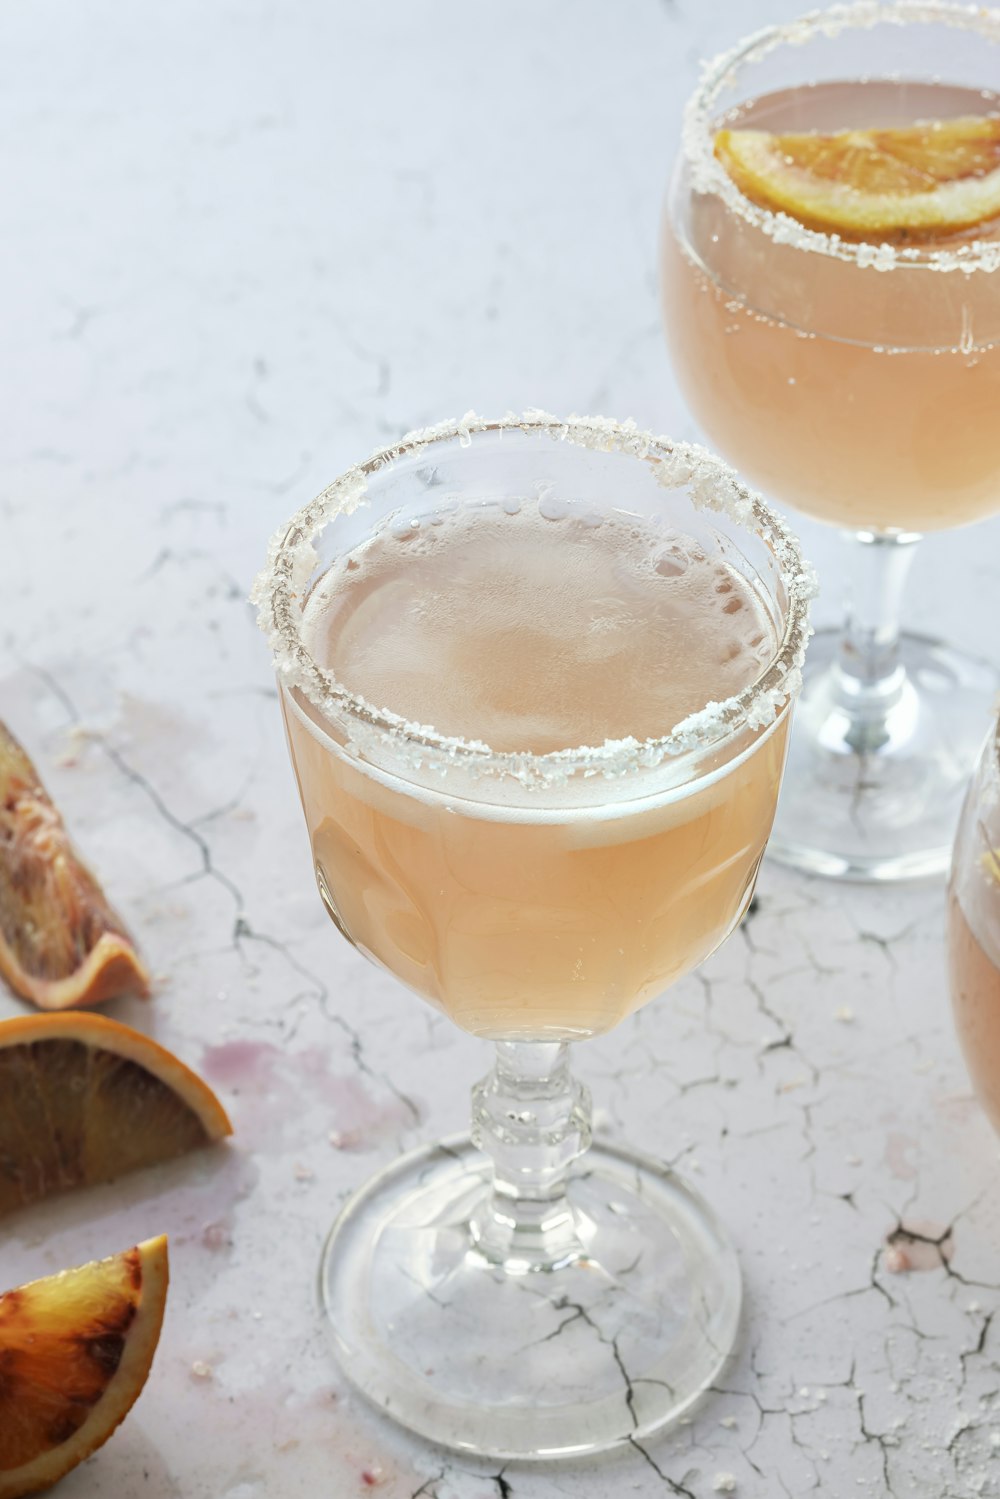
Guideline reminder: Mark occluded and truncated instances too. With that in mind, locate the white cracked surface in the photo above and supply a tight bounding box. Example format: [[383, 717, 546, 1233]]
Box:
[[2, 2, 1000, 1497]]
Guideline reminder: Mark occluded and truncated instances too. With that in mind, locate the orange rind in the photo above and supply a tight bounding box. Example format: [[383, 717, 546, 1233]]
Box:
[[0, 1236, 169, 1498], [715, 114, 1000, 241], [0, 720, 150, 1009], [0, 1012, 232, 1214]]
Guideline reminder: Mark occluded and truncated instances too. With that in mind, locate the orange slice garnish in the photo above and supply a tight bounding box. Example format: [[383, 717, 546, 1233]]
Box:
[[0, 719, 150, 1009], [0, 1236, 168, 1499], [715, 114, 1000, 241], [0, 1012, 232, 1215]]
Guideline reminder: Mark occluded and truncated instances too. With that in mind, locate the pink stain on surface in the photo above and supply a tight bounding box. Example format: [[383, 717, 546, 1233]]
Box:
[[200, 1039, 417, 1153], [314, 1064, 417, 1144], [201, 1039, 280, 1091]]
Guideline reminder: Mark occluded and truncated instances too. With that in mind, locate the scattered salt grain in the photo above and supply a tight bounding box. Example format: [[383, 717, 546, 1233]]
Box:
[[835, 1005, 855, 1023], [713, 1475, 737, 1494], [330, 1129, 361, 1149], [191, 1360, 213, 1380], [201, 1222, 230, 1251]]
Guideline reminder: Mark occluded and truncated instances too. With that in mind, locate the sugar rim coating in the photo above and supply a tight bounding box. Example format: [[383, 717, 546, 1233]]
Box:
[[252, 412, 815, 786], [683, 0, 1000, 275]]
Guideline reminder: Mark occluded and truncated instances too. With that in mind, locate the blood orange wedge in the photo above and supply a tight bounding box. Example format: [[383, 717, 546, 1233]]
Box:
[[0, 1012, 232, 1215], [715, 114, 1000, 241], [0, 719, 151, 1010], [0, 1236, 168, 1499]]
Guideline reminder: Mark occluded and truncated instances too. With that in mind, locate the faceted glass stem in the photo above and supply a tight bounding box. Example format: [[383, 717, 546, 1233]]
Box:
[[834, 530, 921, 753], [470, 1041, 592, 1272]]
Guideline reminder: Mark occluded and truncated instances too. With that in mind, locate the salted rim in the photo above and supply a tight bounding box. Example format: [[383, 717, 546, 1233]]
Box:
[[251, 411, 814, 786], [683, 0, 1000, 275]]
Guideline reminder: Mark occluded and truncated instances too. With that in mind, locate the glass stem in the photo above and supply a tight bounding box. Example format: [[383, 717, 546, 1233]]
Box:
[[470, 1040, 592, 1272], [835, 529, 920, 748]]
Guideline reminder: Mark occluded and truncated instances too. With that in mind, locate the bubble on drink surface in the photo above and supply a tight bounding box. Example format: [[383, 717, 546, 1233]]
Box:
[[390, 516, 419, 540], [502, 496, 522, 515], [538, 493, 570, 522], [655, 551, 688, 578]]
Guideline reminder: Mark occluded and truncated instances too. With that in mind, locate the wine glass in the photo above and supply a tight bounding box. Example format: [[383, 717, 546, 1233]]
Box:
[[663, 1, 1000, 881], [948, 714, 1000, 1132], [253, 413, 811, 1459]]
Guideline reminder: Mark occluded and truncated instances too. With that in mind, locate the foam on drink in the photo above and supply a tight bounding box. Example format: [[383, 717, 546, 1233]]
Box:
[[303, 499, 774, 754]]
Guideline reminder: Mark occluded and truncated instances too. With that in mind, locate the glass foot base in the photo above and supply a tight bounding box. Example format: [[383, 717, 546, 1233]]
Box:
[[769, 628, 1000, 882], [319, 1133, 741, 1459]]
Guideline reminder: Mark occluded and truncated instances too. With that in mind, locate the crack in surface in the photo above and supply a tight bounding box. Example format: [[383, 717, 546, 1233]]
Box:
[[410, 1473, 444, 1499], [627, 1436, 696, 1496]]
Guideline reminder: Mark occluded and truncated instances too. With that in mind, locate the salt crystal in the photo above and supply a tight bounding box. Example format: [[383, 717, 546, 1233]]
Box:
[[201, 1222, 230, 1251], [191, 1360, 213, 1380], [720, 1415, 737, 1428], [835, 1005, 855, 1023], [713, 1475, 737, 1494]]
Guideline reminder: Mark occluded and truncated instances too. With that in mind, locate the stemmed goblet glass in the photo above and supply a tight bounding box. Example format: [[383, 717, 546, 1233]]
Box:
[[663, 1, 1000, 881], [949, 715, 1000, 1133], [254, 413, 810, 1458]]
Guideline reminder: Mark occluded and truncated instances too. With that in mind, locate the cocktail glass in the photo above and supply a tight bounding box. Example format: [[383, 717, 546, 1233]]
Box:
[[254, 413, 811, 1458], [663, 1, 1000, 881], [948, 714, 1000, 1133]]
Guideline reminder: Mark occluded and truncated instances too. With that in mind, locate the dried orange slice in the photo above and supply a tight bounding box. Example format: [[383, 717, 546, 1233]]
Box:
[[0, 1236, 168, 1498], [0, 1012, 232, 1215], [0, 720, 150, 1009], [715, 114, 1000, 241]]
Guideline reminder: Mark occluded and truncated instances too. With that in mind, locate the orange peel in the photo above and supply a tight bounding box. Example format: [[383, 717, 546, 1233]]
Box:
[[0, 720, 150, 1009], [715, 114, 1000, 241], [0, 1011, 232, 1214], [0, 1236, 169, 1498]]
